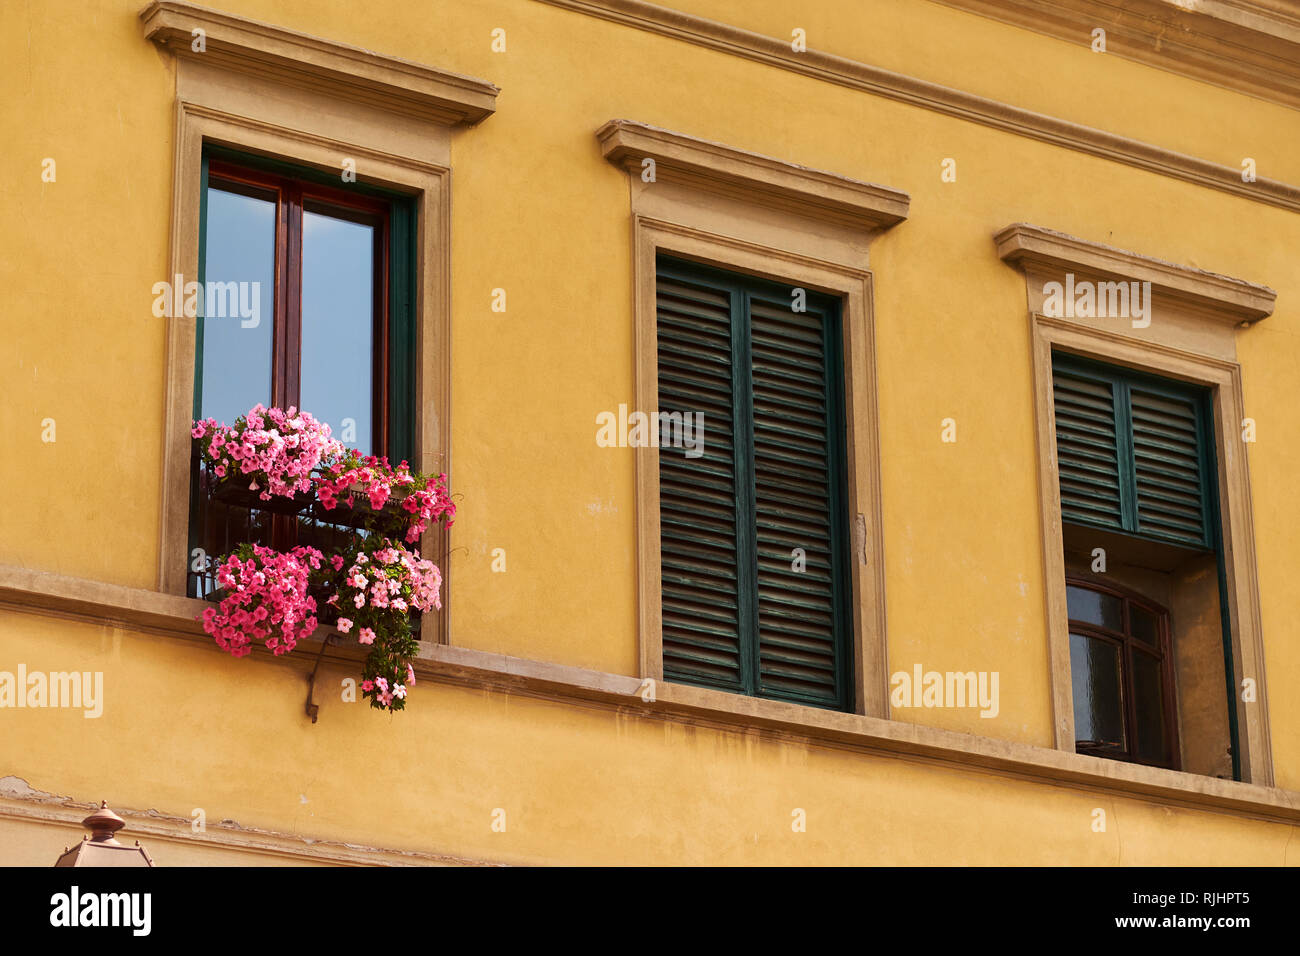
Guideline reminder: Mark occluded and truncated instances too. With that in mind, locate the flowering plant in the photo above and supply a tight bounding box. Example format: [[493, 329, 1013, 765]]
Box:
[[192, 404, 344, 501], [192, 404, 456, 716], [315, 450, 455, 544], [201, 544, 325, 658], [328, 538, 442, 712]]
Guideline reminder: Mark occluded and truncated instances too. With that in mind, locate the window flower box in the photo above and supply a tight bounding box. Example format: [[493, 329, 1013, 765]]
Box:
[[191, 405, 455, 714]]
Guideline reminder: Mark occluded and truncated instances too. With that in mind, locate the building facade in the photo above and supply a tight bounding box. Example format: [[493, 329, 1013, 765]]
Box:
[[2, 0, 1299, 865]]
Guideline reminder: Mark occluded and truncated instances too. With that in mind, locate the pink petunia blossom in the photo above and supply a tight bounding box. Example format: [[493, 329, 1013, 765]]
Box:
[[197, 545, 323, 658]]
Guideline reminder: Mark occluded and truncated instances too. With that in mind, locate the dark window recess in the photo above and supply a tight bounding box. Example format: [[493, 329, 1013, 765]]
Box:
[[1052, 353, 1214, 550], [1067, 578, 1180, 769], [656, 256, 852, 711], [187, 150, 418, 601]]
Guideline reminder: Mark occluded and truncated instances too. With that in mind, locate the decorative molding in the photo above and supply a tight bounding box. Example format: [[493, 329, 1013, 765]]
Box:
[[601, 122, 903, 718], [997, 224, 1275, 781], [144, 1, 473, 617], [598, 119, 910, 230], [1, 563, 1294, 825], [1025, 316, 1273, 786], [152, 96, 453, 650], [538, 0, 1300, 214], [0, 791, 495, 867], [140, 0, 498, 127], [928, 0, 1300, 113], [627, 215, 890, 718], [995, 223, 1278, 324]]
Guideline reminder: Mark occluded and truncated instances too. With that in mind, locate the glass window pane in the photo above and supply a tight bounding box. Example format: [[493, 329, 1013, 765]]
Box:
[[299, 209, 375, 454], [1132, 652, 1169, 764], [1066, 584, 1123, 631], [1070, 632, 1125, 749], [199, 184, 275, 425], [1131, 605, 1160, 646]]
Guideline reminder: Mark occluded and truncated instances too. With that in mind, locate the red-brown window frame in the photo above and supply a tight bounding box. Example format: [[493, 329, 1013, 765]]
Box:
[[206, 159, 392, 455], [1066, 575, 1181, 771]]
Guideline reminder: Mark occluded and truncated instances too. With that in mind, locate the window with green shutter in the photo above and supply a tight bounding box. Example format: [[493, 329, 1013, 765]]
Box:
[[656, 255, 852, 711], [1051, 352, 1215, 551], [1051, 351, 1240, 777]]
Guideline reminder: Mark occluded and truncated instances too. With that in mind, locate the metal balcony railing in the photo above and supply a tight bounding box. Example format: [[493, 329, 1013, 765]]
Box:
[[187, 450, 421, 635]]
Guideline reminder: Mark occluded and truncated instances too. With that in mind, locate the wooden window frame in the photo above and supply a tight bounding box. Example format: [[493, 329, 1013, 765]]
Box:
[[654, 254, 854, 712], [200, 158, 393, 454], [1066, 576, 1181, 770], [190, 152, 418, 578]]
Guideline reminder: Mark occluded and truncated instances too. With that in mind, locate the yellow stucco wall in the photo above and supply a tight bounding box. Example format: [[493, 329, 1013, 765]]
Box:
[[2, 0, 1298, 863], [2, 609, 1296, 864]]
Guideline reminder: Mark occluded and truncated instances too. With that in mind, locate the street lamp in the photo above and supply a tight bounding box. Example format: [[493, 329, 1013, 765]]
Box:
[[53, 801, 155, 867]]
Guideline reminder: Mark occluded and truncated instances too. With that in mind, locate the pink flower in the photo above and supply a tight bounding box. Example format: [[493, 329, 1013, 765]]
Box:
[[309, 453, 453, 543], [336, 617, 353, 634], [192, 405, 344, 502], [406, 663, 416, 685], [197, 545, 323, 658], [331, 554, 344, 571], [358, 627, 376, 645], [361, 679, 374, 692]]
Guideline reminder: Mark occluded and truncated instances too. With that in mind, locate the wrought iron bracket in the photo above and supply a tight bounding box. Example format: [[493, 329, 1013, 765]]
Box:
[[305, 633, 345, 723]]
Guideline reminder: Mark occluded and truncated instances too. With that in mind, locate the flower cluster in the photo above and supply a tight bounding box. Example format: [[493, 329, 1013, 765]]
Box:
[[192, 405, 453, 716], [193, 404, 344, 501], [315, 451, 455, 543], [328, 538, 441, 712], [201, 544, 324, 657]]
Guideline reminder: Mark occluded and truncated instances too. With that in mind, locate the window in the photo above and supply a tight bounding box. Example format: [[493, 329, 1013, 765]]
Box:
[[655, 256, 852, 711], [196, 152, 416, 459], [1005, 223, 1272, 783], [188, 149, 417, 597], [1067, 579, 1179, 769], [1051, 351, 1235, 776]]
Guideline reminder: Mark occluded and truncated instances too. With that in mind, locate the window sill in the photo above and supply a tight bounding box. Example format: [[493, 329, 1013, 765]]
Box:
[[3, 562, 1297, 826]]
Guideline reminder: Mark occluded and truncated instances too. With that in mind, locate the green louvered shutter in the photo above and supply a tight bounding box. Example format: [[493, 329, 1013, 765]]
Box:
[[1052, 366, 1124, 529], [657, 270, 746, 692], [1051, 353, 1212, 549], [749, 292, 849, 708], [656, 257, 851, 711], [1129, 385, 1209, 547]]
